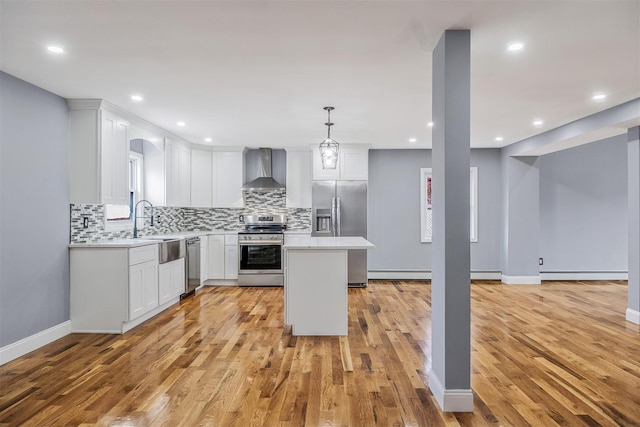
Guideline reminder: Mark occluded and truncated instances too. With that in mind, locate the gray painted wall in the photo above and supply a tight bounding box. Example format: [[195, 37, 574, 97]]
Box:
[[501, 155, 541, 278], [368, 148, 502, 272], [628, 127, 639, 312], [0, 72, 70, 347], [539, 134, 628, 272]]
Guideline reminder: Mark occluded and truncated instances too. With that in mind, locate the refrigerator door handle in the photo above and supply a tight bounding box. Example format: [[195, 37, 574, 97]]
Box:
[[331, 197, 336, 237], [336, 196, 341, 236]]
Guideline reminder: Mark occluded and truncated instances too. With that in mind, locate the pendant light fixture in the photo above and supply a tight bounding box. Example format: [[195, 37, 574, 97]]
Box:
[[319, 106, 339, 169]]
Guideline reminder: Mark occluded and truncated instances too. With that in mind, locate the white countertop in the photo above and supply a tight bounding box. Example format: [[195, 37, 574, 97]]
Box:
[[69, 239, 159, 249], [283, 236, 374, 250], [69, 230, 242, 248]]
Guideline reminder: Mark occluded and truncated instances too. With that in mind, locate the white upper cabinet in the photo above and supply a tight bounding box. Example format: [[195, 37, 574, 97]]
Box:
[[101, 110, 130, 205], [144, 138, 192, 207], [312, 144, 369, 181], [165, 139, 191, 207], [339, 146, 369, 181], [212, 151, 244, 207], [190, 149, 213, 207], [68, 100, 130, 204], [285, 149, 312, 208]]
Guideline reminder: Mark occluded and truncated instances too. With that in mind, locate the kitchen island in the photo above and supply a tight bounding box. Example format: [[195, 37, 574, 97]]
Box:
[[283, 236, 374, 336]]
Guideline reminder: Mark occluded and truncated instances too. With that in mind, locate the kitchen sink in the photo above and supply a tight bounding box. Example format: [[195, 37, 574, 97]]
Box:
[[150, 238, 186, 264]]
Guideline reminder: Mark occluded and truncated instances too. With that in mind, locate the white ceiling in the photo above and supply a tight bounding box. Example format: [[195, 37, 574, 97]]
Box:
[[1, 0, 639, 150]]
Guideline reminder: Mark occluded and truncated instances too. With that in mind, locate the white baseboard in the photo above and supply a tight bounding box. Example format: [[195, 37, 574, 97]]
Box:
[[204, 279, 238, 286], [501, 274, 541, 285], [428, 369, 473, 412], [540, 272, 628, 281], [471, 272, 503, 280], [368, 271, 501, 281], [369, 271, 430, 280], [627, 308, 640, 324], [0, 321, 72, 366]]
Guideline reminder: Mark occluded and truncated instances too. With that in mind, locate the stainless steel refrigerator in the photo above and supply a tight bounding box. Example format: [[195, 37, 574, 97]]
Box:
[[312, 181, 368, 287]]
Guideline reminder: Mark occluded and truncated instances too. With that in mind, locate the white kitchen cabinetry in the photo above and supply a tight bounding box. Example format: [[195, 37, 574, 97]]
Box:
[[129, 257, 159, 320], [145, 138, 192, 207], [312, 145, 369, 181], [166, 139, 191, 207], [158, 258, 185, 305], [70, 243, 179, 334], [205, 234, 238, 283], [101, 110, 130, 205], [200, 234, 209, 283], [68, 100, 130, 204], [285, 149, 312, 208], [212, 151, 244, 207], [207, 235, 225, 279], [224, 234, 239, 279], [190, 149, 213, 207]]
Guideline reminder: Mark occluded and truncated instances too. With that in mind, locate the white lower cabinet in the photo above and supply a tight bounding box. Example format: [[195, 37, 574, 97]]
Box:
[[225, 242, 238, 280], [129, 260, 159, 320], [205, 233, 238, 282], [71, 243, 181, 334], [158, 258, 185, 305], [200, 235, 209, 283], [207, 235, 225, 279]]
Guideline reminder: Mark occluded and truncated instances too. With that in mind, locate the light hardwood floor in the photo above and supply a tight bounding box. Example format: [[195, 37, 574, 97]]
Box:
[[1, 281, 638, 426]]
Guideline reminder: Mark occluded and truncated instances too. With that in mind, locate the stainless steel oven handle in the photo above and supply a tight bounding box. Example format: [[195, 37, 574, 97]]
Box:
[[238, 241, 283, 246]]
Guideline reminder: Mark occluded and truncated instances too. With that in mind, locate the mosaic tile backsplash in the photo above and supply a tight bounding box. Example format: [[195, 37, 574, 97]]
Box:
[[70, 190, 311, 242]]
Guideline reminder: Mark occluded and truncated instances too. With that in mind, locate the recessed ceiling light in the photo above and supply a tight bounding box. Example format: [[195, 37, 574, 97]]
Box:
[[532, 119, 544, 127], [130, 94, 143, 102], [47, 45, 64, 54], [495, 136, 504, 142], [592, 93, 607, 101], [176, 121, 186, 127], [409, 138, 417, 143], [507, 42, 524, 52], [427, 122, 434, 128], [204, 137, 213, 143], [149, 137, 159, 143]]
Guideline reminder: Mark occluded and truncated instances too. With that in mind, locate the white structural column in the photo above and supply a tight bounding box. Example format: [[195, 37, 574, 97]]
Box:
[[429, 29, 473, 412], [628, 126, 640, 324], [500, 154, 541, 284]]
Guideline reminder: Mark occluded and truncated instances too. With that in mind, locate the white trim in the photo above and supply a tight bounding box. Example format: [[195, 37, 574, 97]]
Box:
[[428, 369, 473, 412], [368, 270, 502, 281], [626, 308, 640, 324], [0, 321, 72, 366], [540, 272, 628, 281], [370, 271, 430, 280], [471, 272, 502, 280], [204, 279, 239, 286], [501, 274, 541, 285]]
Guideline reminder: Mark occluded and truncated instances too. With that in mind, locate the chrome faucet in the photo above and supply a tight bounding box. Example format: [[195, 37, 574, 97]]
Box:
[[133, 199, 154, 238]]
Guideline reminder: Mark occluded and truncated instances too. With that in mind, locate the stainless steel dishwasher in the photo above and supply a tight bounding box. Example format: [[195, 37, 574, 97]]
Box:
[[183, 236, 201, 298]]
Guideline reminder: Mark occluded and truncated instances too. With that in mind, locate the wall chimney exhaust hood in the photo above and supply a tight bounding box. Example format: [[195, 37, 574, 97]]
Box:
[[242, 148, 284, 191]]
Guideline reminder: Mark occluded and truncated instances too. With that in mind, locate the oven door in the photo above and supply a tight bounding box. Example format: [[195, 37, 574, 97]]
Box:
[[238, 241, 283, 274]]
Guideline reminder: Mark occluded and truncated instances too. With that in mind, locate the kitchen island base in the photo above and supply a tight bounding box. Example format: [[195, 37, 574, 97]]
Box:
[[283, 236, 374, 336], [285, 249, 348, 336]]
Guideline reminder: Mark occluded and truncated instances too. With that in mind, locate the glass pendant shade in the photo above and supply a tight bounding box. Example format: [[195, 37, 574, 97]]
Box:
[[319, 107, 340, 170], [320, 137, 339, 169]]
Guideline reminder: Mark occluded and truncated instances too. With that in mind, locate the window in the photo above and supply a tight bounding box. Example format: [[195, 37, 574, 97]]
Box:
[[105, 152, 143, 229], [420, 167, 478, 243]]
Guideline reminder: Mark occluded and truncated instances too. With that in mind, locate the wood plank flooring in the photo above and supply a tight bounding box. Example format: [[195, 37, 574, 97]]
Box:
[[1, 280, 639, 426]]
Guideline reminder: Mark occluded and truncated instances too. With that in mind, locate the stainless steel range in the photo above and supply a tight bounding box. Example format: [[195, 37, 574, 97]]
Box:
[[238, 214, 287, 286]]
